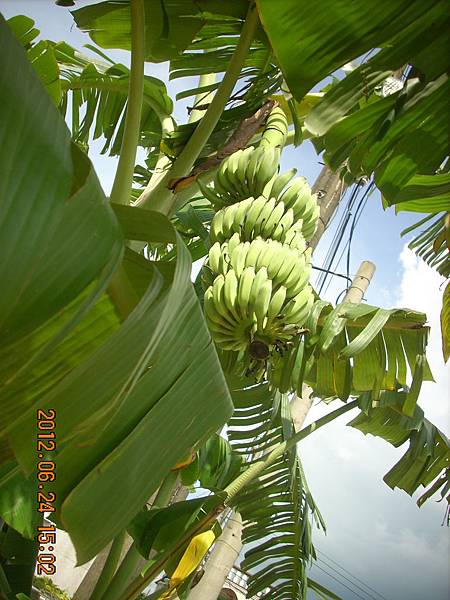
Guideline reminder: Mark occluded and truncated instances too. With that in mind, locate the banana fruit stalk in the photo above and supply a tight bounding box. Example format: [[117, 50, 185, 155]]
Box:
[[201, 107, 319, 387]]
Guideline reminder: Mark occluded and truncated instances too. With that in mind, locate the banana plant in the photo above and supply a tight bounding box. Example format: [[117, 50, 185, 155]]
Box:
[[0, 2, 449, 599]]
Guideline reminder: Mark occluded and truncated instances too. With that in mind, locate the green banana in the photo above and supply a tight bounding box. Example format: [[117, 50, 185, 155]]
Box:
[[230, 242, 250, 277], [255, 279, 272, 331], [227, 232, 241, 255], [208, 242, 222, 273], [238, 266, 256, 319], [210, 210, 225, 243], [245, 238, 267, 269], [283, 286, 313, 323], [260, 106, 289, 149], [253, 147, 280, 197], [268, 168, 297, 199], [272, 208, 295, 241], [249, 267, 269, 317], [243, 196, 267, 239], [267, 285, 287, 319], [223, 269, 240, 321], [198, 177, 221, 206], [245, 146, 264, 194], [261, 199, 286, 239], [253, 197, 277, 237]]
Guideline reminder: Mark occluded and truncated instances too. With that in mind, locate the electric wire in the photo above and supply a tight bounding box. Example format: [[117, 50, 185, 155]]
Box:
[[319, 179, 371, 299], [312, 563, 373, 600], [311, 265, 353, 286], [315, 185, 354, 291], [317, 182, 363, 295], [330, 181, 372, 302], [346, 180, 375, 282], [314, 185, 351, 289], [316, 549, 391, 600], [316, 556, 383, 600], [317, 181, 363, 292]]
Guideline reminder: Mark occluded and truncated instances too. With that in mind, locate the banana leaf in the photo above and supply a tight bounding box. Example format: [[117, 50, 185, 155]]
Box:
[[0, 17, 233, 565], [71, 0, 249, 61], [227, 382, 327, 599], [349, 391, 450, 502]]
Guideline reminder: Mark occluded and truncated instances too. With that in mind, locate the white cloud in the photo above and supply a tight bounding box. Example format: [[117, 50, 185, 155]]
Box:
[[396, 245, 449, 432]]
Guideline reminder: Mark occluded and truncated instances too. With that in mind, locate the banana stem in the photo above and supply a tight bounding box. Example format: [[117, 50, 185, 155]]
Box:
[[152, 470, 179, 508], [223, 400, 358, 502], [109, 0, 145, 206], [140, 115, 175, 195], [102, 544, 142, 600], [188, 73, 217, 123], [91, 531, 127, 600], [105, 471, 179, 600], [136, 4, 259, 214], [119, 507, 220, 600]]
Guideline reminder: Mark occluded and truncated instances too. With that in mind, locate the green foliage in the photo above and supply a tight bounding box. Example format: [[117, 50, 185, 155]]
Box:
[[442, 283, 450, 362], [128, 496, 221, 560], [0, 524, 37, 598], [0, 15, 232, 567], [72, 0, 249, 62], [257, 0, 441, 100], [1, 1, 449, 598], [402, 213, 450, 280], [257, 0, 450, 223], [350, 391, 450, 501], [7, 15, 61, 104], [226, 381, 327, 599], [33, 576, 71, 600], [1, 16, 122, 349], [54, 41, 172, 155]]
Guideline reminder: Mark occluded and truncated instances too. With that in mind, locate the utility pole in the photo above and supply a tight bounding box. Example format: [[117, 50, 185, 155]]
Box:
[[186, 512, 243, 600], [290, 259, 375, 432], [310, 165, 347, 249]]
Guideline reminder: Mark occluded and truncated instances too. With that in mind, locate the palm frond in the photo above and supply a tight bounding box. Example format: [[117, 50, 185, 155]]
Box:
[[401, 212, 450, 279], [263, 301, 433, 414], [53, 41, 172, 155], [349, 390, 450, 508], [226, 381, 329, 599]]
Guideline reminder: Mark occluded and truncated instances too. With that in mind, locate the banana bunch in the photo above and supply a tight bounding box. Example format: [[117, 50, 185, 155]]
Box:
[[209, 194, 311, 249], [265, 173, 320, 241], [198, 145, 280, 209], [198, 105, 289, 210], [201, 107, 318, 382]]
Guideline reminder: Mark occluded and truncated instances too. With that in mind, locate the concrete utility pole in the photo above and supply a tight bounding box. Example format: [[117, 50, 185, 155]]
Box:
[[187, 512, 243, 600], [310, 164, 347, 250], [290, 259, 375, 435]]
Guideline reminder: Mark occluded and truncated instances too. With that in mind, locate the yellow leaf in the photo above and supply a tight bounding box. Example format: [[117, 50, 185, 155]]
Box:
[[160, 529, 216, 598]]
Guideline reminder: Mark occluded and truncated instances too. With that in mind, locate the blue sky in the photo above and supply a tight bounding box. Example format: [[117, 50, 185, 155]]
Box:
[[2, 2, 448, 599]]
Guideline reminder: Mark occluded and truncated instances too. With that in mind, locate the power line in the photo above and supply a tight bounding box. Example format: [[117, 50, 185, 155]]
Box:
[[319, 180, 372, 299], [312, 563, 371, 600], [346, 180, 374, 282], [317, 182, 365, 295], [316, 549, 391, 600], [311, 265, 353, 286], [317, 556, 381, 600]]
